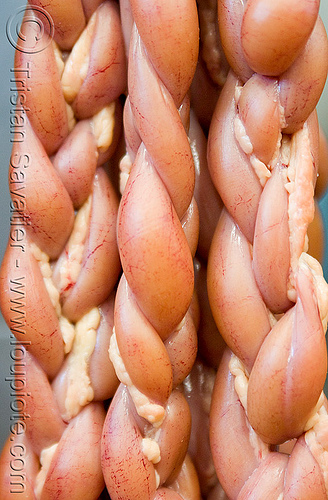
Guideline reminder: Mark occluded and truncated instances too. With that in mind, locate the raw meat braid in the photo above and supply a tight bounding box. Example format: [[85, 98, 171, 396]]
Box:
[[101, 1, 202, 498], [0, 1, 126, 497], [208, 0, 328, 498]]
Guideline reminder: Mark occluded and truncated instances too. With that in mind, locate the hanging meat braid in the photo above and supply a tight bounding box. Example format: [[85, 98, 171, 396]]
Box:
[[0, 1, 126, 498], [208, 0, 328, 497], [101, 1, 203, 498]]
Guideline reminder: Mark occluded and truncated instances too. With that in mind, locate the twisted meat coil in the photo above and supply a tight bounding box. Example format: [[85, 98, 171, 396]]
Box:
[[208, 0, 328, 497], [101, 0, 203, 498], [0, 1, 127, 498]]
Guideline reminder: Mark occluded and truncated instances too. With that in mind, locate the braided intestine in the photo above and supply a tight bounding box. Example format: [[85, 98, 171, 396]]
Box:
[[101, 1, 202, 498], [0, 1, 126, 497], [208, 1, 328, 497], [1, 0, 328, 499]]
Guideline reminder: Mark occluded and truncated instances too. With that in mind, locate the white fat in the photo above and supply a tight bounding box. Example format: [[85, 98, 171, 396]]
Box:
[[109, 330, 165, 426], [234, 116, 253, 155], [30, 243, 53, 279], [34, 443, 58, 499], [91, 103, 115, 153], [250, 155, 271, 187], [61, 13, 96, 102], [286, 125, 315, 292], [234, 112, 272, 187], [59, 316, 75, 354], [119, 152, 133, 194], [305, 402, 328, 494], [304, 392, 325, 432], [229, 354, 249, 411], [299, 253, 328, 332], [30, 243, 75, 353], [58, 196, 91, 296], [64, 307, 100, 419], [234, 84, 242, 104], [129, 386, 165, 426], [109, 328, 132, 386], [142, 437, 161, 464], [66, 102, 76, 133], [229, 354, 270, 462]]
